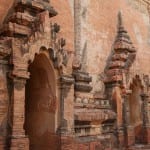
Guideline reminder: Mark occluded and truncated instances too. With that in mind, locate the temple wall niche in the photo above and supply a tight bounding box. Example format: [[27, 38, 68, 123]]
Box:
[[25, 53, 58, 150], [79, 0, 150, 94]]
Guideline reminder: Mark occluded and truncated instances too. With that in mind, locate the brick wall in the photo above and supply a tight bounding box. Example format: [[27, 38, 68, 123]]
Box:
[[79, 0, 150, 94]]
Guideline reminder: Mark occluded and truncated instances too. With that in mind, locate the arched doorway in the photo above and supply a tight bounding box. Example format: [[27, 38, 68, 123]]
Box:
[[24, 52, 59, 150], [129, 76, 143, 144]]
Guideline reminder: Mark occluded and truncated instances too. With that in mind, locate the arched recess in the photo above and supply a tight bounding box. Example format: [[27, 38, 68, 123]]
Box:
[[24, 48, 60, 150], [128, 75, 143, 144]]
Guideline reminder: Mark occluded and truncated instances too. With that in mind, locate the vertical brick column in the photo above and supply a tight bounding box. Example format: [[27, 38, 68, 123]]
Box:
[[59, 75, 75, 150], [110, 84, 125, 148], [73, 0, 82, 69], [141, 93, 150, 144], [123, 91, 135, 147], [117, 127, 125, 148], [10, 78, 29, 150], [126, 126, 135, 147], [0, 59, 9, 150]]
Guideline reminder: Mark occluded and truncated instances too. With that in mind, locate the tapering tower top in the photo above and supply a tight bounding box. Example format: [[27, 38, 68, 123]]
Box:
[[114, 11, 136, 53], [104, 11, 137, 84]]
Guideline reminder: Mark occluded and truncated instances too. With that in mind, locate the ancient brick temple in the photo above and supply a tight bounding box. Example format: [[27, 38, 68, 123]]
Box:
[[0, 0, 150, 150]]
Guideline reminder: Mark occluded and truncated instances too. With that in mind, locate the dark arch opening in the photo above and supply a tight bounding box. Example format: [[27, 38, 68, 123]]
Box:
[[24, 52, 59, 150]]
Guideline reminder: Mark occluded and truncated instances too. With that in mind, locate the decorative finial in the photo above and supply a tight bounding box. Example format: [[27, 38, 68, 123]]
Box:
[[118, 11, 123, 29]]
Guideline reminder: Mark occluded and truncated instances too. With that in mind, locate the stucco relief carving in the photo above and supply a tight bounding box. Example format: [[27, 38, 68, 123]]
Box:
[[0, 39, 11, 59], [0, 0, 69, 80], [14, 78, 26, 90], [21, 22, 69, 75], [49, 40, 68, 69]]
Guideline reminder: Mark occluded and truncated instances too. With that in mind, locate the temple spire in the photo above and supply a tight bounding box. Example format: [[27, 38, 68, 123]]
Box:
[[104, 11, 137, 84], [114, 11, 136, 53]]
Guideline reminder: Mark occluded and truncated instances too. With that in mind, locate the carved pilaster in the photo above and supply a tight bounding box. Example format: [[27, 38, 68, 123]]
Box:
[[123, 90, 135, 147], [141, 93, 150, 144], [0, 38, 11, 149], [59, 75, 74, 135], [126, 126, 135, 147], [117, 127, 125, 148], [59, 75, 75, 150], [141, 93, 150, 126], [9, 78, 29, 150], [123, 91, 132, 126]]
